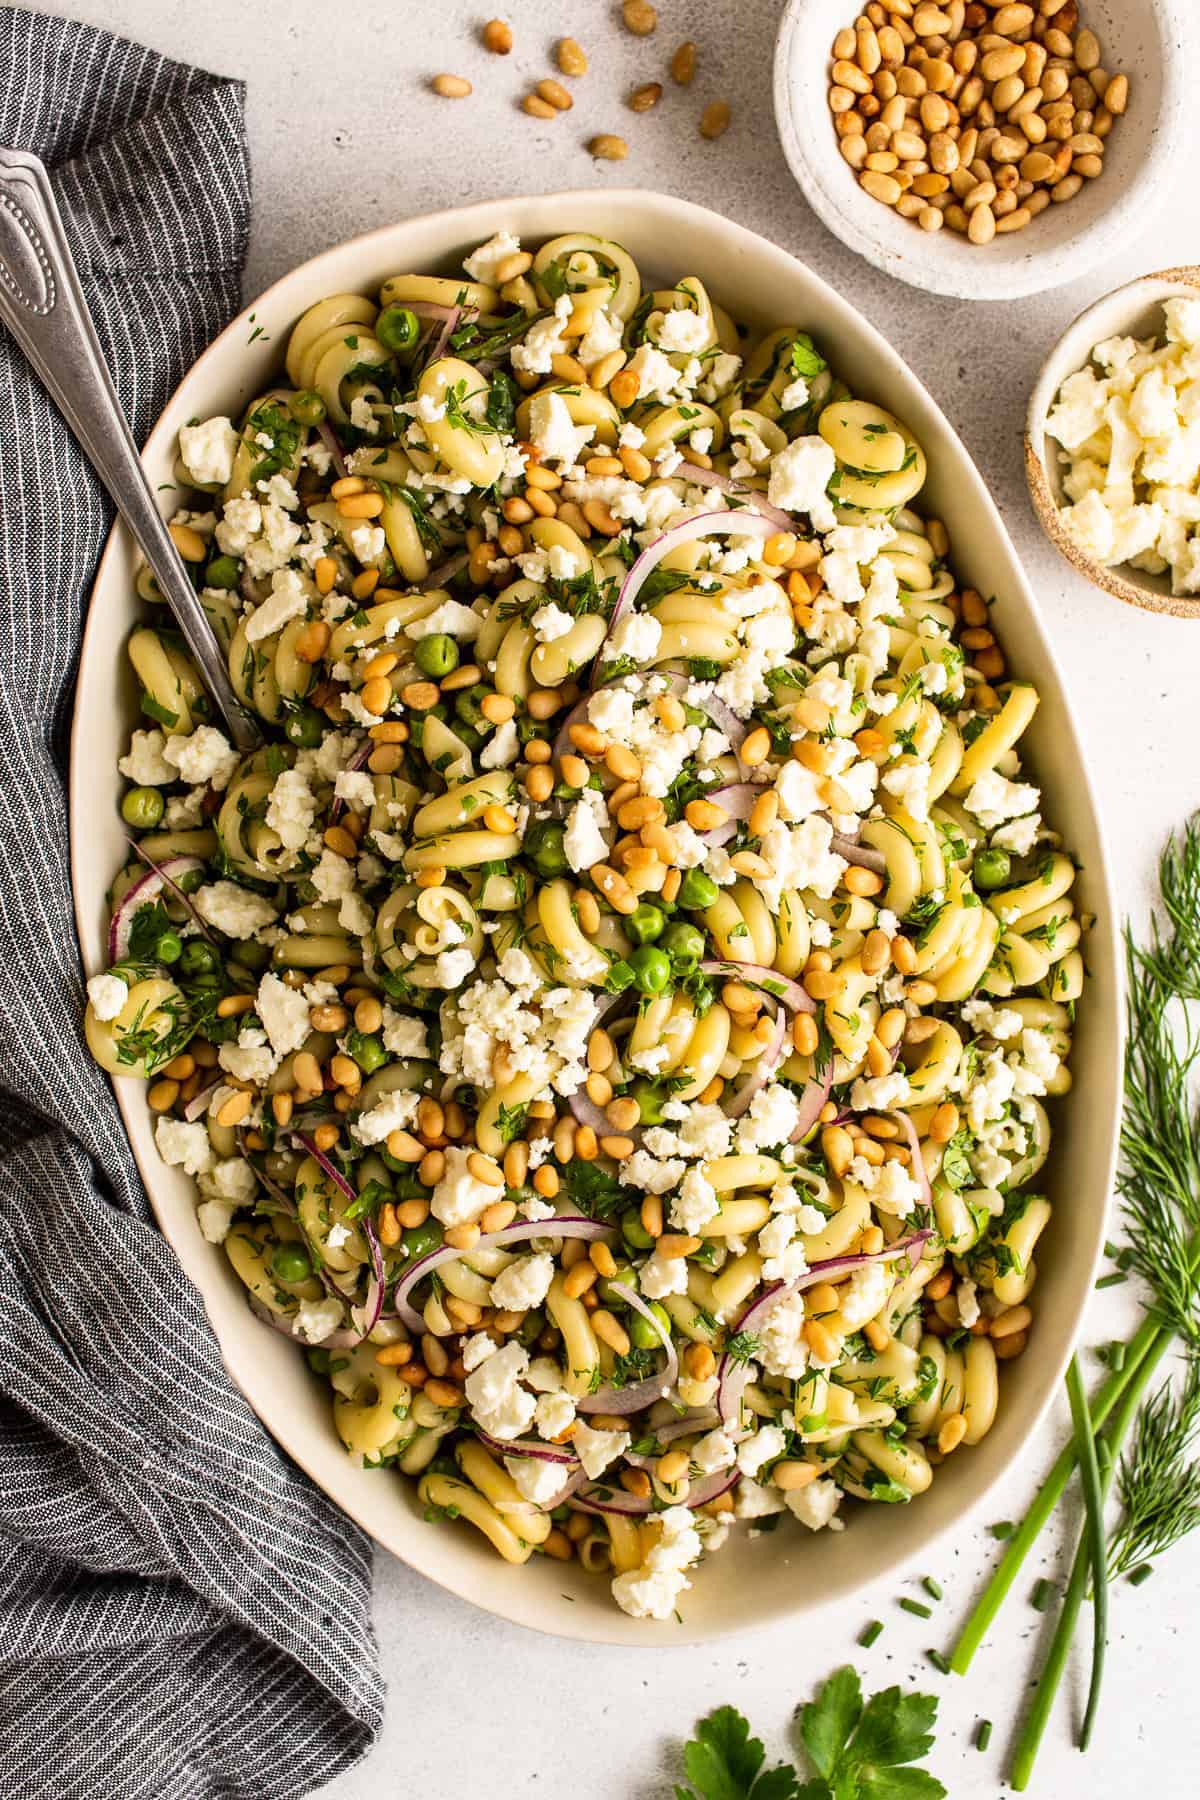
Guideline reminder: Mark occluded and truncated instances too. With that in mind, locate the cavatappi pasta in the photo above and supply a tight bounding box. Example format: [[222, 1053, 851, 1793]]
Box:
[[87, 227, 1081, 1621]]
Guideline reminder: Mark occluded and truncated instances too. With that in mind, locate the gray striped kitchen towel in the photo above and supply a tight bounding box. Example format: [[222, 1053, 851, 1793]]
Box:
[[0, 12, 384, 1797]]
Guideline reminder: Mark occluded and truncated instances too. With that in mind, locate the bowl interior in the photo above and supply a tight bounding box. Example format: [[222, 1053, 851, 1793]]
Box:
[[775, 0, 1177, 299], [71, 190, 1122, 1645], [1026, 268, 1200, 614]]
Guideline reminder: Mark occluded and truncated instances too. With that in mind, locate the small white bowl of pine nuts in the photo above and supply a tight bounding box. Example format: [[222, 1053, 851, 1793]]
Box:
[[774, 0, 1186, 299]]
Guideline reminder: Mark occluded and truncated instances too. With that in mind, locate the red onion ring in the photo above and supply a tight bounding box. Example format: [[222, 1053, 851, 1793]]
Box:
[[892, 1109, 933, 1208], [724, 998, 788, 1119], [696, 782, 760, 848], [698, 960, 814, 1016], [674, 462, 794, 534], [477, 1431, 577, 1466], [714, 1231, 933, 1432], [315, 420, 348, 479], [328, 739, 373, 823], [790, 1070, 834, 1142], [182, 1078, 221, 1121], [600, 510, 776, 667], [830, 833, 888, 876], [576, 1285, 680, 1416], [572, 1467, 739, 1517], [623, 1408, 722, 1467], [249, 1295, 360, 1351], [389, 1215, 615, 1335], [110, 852, 208, 963]]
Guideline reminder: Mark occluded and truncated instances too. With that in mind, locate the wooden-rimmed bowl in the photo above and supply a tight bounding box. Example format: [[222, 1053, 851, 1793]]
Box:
[[1025, 265, 1200, 618]]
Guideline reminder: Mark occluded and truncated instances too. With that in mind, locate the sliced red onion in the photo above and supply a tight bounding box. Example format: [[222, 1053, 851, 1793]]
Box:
[[790, 1070, 834, 1142], [576, 1286, 679, 1417], [350, 1215, 385, 1339], [315, 420, 348, 479], [892, 1110, 933, 1208], [424, 549, 470, 587], [674, 462, 794, 534], [724, 998, 788, 1119], [623, 1408, 722, 1467], [110, 852, 208, 963], [406, 300, 460, 325], [699, 960, 814, 1015], [427, 304, 478, 364], [248, 1295, 359, 1350], [389, 1215, 614, 1335], [542, 1466, 591, 1509], [572, 1466, 739, 1517], [328, 738, 373, 823], [715, 1231, 933, 1432], [477, 1431, 578, 1466], [830, 833, 888, 876], [601, 510, 776, 669], [695, 782, 760, 848], [182, 1078, 221, 1121]]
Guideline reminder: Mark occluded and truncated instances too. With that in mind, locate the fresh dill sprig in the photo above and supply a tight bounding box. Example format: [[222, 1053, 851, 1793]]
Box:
[[1140, 812, 1200, 998], [1110, 1360, 1200, 1579], [1117, 927, 1200, 1351]]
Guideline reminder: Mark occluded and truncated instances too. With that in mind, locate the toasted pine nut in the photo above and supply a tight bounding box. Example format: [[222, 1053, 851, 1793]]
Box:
[[557, 37, 588, 76], [700, 100, 731, 139], [589, 134, 629, 161], [432, 74, 472, 99]]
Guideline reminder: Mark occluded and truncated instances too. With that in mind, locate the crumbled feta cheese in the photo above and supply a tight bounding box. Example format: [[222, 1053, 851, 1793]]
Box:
[[179, 415, 240, 488], [462, 229, 521, 285], [563, 786, 610, 873], [428, 1143, 497, 1224], [193, 881, 278, 938], [767, 436, 837, 531], [351, 1087, 421, 1147], [490, 1252, 555, 1314], [163, 725, 240, 790], [155, 1116, 215, 1177], [118, 729, 175, 786], [786, 1476, 844, 1531], [87, 972, 128, 1021], [464, 1339, 536, 1441]]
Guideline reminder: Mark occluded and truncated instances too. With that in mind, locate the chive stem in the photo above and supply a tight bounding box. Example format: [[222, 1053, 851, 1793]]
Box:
[[975, 1719, 993, 1752], [900, 1597, 932, 1619], [922, 1576, 943, 1602], [858, 1619, 883, 1648], [1067, 1355, 1109, 1751], [949, 1317, 1166, 1677]]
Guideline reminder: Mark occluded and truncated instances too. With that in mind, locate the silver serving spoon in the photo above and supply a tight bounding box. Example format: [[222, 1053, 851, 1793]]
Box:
[[0, 145, 261, 751]]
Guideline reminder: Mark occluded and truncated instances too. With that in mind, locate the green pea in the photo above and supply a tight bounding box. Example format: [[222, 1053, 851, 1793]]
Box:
[[232, 940, 270, 971], [525, 820, 569, 878], [630, 1079, 668, 1125], [453, 687, 487, 728], [414, 632, 460, 679], [181, 939, 219, 978], [205, 554, 241, 590], [288, 388, 326, 425], [628, 903, 665, 945], [974, 847, 1012, 891], [516, 1307, 546, 1346], [272, 1245, 312, 1282], [120, 785, 164, 830], [629, 1300, 672, 1349], [401, 1220, 443, 1262], [155, 931, 183, 964], [621, 1208, 655, 1251], [630, 945, 672, 995], [376, 305, 421, 355], [285, 706, 326, 749], [454, 722, 482, 752], [662, 920, 705, 968], [348, 1030, 387, 1073], [677, 868, 719, 910]]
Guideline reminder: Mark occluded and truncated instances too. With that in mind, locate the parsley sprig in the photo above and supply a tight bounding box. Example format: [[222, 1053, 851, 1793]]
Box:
[[675, 1669, 946, 1800]]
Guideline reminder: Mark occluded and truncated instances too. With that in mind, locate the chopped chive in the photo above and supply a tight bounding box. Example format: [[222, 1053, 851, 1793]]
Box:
[[922, 1576, 943, 1602], [1107, 1342, 1127, 1372], [1032, 1578, 1057, 1612], [1116, 1247, 1135, 1270], [989, 1520, 1014, 1540], [858, 1619, 884, 1648], [975, 1719, 993, 1752], [1128, 1562, 1154, 1587], [900, 1598, 933, 1619], [1095, 1272, 1126, 1289], [927, 1649, 951, 1674], [1103, 1239, 1119, 1259]]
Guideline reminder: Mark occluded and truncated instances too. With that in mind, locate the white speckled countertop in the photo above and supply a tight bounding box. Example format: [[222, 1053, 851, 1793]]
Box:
[[31, 0, 1200, 1791]]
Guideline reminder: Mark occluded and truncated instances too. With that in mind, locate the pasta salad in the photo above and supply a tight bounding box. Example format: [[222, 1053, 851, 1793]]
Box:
[[85, 229, 1081, 1620]]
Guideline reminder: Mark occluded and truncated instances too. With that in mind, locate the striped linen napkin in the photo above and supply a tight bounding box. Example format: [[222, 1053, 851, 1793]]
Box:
[[0, 12, 383, 1796]]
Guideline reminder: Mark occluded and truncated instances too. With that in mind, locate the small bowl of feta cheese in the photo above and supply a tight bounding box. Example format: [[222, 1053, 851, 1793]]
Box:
[[1025, 267, 1200, 615]]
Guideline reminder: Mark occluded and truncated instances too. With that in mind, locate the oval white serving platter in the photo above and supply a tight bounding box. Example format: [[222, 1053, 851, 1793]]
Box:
[[71, 190, 1121, 1646]]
